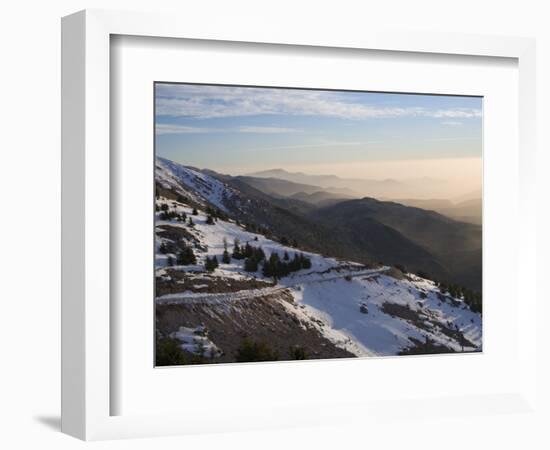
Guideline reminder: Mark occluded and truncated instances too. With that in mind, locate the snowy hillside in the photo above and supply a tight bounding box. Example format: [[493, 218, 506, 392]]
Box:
[[154, 163, 482, 364], [156, 156, 240, 213]]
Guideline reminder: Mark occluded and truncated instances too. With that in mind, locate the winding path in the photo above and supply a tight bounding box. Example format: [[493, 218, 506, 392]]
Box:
[[155, 267, 389, 305]]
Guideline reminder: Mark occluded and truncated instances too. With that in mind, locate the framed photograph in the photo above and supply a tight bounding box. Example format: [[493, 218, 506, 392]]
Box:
[[153, 82, 483, 364], [62, 9, 537, 441]]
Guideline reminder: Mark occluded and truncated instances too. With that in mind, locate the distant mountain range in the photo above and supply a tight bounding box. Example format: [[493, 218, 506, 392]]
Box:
[[156, 157, 482, 291], [247, 168, 449, 200], [233, 175, 353, 198], [390, 197, 482, 225]]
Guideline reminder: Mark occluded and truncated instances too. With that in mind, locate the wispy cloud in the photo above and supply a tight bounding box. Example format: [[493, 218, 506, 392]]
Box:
[[441, 120, 464, 126], [155, 124, 219, 135], [155, 84, 482, 120], [251, 140, 364, 152], [237, 126, 301, 134], [156, 123, 301, 135]]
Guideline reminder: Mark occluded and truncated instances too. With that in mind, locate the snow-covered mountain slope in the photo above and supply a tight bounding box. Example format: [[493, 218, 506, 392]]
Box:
[[155, 192, 482, 361], [156, 157, 239, 213]]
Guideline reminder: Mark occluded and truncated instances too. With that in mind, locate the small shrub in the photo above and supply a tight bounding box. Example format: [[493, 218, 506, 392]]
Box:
[[289, 346, 308, 360], [235, 339, 278, 362]]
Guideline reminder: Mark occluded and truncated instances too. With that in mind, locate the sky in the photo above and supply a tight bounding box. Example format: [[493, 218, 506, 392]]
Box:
[[155, 83, 482, 197]]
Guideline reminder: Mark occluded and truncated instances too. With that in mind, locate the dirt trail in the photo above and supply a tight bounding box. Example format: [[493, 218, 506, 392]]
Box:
[[155, 268, 389, 305]]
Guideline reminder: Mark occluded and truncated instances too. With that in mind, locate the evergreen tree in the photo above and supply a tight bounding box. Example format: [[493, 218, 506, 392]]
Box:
[[244, 257, 258, 272], [300, 253, 312, 269], [192, 208, 198, 215], [159, 242, 168, 254], [263, 252, 280, 278], [232, 239, 244, 259], [204, 256, 216, 272], [177, 246, 196, 265], [206, 215, 215, 225], [204, 255, 219, 271], [222, 250, 230, 264], [283, 250, 289, 261], [290, 253, 301, 271], [254, 246, 265, 261]]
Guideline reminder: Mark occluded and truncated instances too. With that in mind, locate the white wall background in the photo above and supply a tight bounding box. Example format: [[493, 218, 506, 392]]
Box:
[[0, 1, 548, 449]]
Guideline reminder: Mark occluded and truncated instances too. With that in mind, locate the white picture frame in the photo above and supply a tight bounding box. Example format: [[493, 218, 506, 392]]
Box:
[[61, 9, 538, 441]]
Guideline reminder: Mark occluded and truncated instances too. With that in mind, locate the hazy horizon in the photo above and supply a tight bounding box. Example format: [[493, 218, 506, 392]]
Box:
[[155, 83, 482, 199]]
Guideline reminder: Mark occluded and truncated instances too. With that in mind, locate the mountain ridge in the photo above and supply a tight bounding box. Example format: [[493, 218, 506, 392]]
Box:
[[157, 157, 481, 291]]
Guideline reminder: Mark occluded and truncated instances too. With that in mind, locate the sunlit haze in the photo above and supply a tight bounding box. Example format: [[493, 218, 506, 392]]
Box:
[[156, 83, 482, 200]]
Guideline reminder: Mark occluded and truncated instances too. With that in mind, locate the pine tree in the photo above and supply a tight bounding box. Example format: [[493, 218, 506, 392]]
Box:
[[254, 246, 265, 262], [263, 252, 280, 278], [204, 256, 214, 272], [205, 255, 219, 272], [244, 257, 258, 272], [206, 215, 214, 225], [283, 250, 289, 261], [262, 258, 273, 277], [192, 208, 198, 216], [299, 253, 312, 269], [177, 246, 196, 265], [222, 250, 230, 264], [290, 253, 301, 271], [232, 239, 243, 259]]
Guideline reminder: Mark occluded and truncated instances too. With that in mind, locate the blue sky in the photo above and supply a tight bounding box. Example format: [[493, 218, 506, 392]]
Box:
[[155, 83, 482, 182]]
